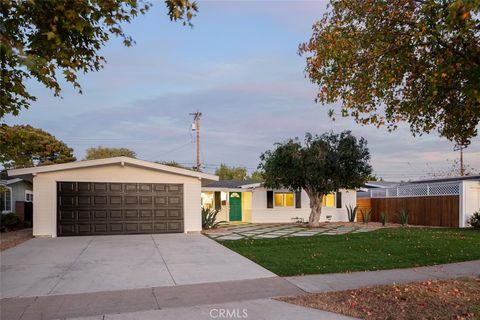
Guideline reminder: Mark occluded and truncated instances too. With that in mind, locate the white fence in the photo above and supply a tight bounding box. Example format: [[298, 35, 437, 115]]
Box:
[[370, 182, 461, 198]]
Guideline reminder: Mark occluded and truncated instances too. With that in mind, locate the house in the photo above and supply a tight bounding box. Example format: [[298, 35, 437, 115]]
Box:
[[366, 175, 480, 227], [7, 157, 218, 237], [0, 178, 33, 219], [201, 180, 357, 223]]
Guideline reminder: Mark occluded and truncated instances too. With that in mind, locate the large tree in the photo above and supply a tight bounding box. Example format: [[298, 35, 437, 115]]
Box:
[[85, 146, 136, 160], [215, 163, 248, 181], [1, 0, 198, 118], [259, 131, 372, 227], [0, 124, 76, 168], [299, 0, 480, 146]]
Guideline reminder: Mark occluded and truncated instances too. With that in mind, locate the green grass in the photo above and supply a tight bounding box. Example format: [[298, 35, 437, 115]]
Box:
[[218, 228, 480, 276]]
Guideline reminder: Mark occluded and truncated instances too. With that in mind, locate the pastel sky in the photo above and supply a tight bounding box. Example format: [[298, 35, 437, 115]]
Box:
[[4, 0, 479, 181]]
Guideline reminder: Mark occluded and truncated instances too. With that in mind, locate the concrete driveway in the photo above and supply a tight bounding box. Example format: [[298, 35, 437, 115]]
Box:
[[0, 234, 275, 298]]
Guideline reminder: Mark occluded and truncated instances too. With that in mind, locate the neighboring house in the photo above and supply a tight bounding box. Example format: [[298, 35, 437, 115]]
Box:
[[357, 180, 399, 198], [8, 157, 218, 237], [201, 180, 357, 223], [366, 175, 480, 227], [0, 178, 33, 214]]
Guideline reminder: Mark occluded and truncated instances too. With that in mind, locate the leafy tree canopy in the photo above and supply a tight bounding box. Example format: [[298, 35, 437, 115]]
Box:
[[249, 170, 264, 182], [0, 124, 76, 168], [1, 0, 198, 118], [84, 146, 136, 160], [259, 131, 372, 227], [300, 0, 480, 145], [215, 163, 248, 181]]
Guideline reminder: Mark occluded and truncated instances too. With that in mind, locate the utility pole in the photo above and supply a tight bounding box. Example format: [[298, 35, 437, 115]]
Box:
[[190, 111, 202, 171], [453, 143, 466, 176]]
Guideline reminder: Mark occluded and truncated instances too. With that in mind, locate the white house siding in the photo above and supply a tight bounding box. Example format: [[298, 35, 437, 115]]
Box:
[[32, 163, 202, 237], [250, 187, 356, 223], [463, 180, 480, 227]]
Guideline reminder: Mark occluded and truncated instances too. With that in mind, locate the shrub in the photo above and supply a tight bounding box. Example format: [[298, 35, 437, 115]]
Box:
[[397, 209, 409, 226], [346, 205, 358, 222], [380, 212, 387, 226], [467, 211, 480, 229], [361, 209, 372, 224], [0, 213, 21, 229], [202, 207, 226, 229]]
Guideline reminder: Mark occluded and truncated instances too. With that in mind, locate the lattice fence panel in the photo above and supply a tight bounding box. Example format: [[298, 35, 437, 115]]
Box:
[[370, 182, 460, 198]]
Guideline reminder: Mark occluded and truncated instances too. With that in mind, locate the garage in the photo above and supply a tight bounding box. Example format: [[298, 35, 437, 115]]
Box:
[[57, 182, 184, 236], [7, 157, 218, 237]]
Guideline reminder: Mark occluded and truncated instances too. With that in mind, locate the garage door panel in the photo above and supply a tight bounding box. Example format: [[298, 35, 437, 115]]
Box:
[[57, 182, 184, 236], [109, 210, 123, 219], [78, 182, 91, 192], [109, 196, 122, 205]]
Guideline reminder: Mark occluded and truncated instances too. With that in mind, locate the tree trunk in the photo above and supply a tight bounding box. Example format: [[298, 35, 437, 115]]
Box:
[[307, 192, 323, 228]]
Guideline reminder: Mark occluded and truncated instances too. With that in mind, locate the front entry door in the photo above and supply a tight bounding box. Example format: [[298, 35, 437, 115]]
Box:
[[229, 192, 242, 221]]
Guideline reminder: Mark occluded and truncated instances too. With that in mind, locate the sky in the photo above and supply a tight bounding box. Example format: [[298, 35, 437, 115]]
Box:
[[4, 0, 479, 181]]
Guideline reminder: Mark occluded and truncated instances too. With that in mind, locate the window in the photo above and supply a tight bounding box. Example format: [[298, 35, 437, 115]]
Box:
[[1, 187, 12, 212], [274, 192, 294, 207], [322, 193, 335, 207], [25, 190, 33, 202]]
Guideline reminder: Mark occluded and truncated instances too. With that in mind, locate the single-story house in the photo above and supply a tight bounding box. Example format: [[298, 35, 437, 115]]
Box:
[[201, 180, 357, 223], [7, 157, 218, 237], [1, 178, 33, 214], [366, 175, 480, 227]]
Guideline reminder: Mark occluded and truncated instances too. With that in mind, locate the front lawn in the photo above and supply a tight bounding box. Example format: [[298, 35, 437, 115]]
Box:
[[219, 228, 480, 276]]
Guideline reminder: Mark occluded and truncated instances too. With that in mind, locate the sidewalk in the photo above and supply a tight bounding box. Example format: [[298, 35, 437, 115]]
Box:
[[67, 299, 357, 320], [286, 259, 480, 293], [2, 260, 478, 320]]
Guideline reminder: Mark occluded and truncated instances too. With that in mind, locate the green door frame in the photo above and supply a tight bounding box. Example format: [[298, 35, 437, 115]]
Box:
[[229, 192, 242, 221]]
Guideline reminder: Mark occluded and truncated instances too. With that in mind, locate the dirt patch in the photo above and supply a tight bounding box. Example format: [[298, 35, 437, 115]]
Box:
[[0, 228, 33, 251], [280, 277, 480, 320]]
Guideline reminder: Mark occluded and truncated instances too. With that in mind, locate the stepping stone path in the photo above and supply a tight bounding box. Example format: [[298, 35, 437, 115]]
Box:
[[205, 223, 374, 240]]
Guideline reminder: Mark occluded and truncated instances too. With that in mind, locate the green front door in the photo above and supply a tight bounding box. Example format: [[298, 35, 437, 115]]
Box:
[[229, 192, 242, 221]]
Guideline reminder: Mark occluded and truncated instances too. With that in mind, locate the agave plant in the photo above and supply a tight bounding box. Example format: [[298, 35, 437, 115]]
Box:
[[202, 207, 226, 229], [346, 205, 358, 222], [397, 209, 409, 226], [380, 212, 387, 226], [361, 208, 372, 224]]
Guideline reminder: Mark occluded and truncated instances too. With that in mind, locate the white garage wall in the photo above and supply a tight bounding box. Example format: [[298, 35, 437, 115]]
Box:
[[250, 187, 356, 223], [462, 180, 480, 228], [32, 163, 202, 237]]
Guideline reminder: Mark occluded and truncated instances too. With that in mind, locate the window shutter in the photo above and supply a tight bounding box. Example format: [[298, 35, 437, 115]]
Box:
[[214, 192, 221, 210], [295, 190, 302, 208], [267, 191, 273, 208], [336, 191, 342, 208]]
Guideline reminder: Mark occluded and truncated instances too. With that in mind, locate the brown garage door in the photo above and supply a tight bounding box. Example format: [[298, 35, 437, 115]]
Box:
[[57, 182, 184, 236]]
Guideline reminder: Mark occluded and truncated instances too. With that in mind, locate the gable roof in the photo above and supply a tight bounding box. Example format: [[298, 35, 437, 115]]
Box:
[[7, 157, 219, 182]]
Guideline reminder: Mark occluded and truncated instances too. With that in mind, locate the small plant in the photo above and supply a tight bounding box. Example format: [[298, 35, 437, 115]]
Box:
[[201, 207, 226, 229], [1, 213, 20, 227], [397, 209, 409, 226], [380, 212, 387, 226], [467, 210, 480, 229], [361, 209, 372, 224], [346, 205, 358, 222]]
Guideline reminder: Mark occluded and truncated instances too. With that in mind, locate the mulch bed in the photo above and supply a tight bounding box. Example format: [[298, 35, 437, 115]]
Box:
[[0, 228, 33, 251], [279, 277, 480, 320]]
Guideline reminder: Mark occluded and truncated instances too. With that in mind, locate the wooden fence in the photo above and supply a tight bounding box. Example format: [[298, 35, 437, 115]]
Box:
[[367, 195, 459, 227]]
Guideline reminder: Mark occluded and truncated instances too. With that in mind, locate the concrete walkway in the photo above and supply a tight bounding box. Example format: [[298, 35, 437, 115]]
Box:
[[67, 298, 357, 320], [286, 260, 480, 293], [1, 277, 305, 320], [205, 223, 374, 240]]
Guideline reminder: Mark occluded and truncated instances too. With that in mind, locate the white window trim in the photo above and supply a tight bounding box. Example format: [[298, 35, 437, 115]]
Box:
[[25, 190, 33, 202], [1, 186, 13, 213], [273, 191, 295, 208]]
